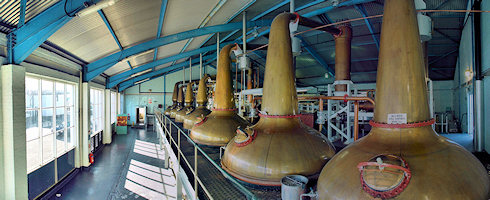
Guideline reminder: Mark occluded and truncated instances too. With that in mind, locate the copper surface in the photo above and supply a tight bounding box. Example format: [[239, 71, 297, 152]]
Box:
[[170, 85, 184, 119], [334, 25, 352, 92], [164, 82, 180, 115], [190, 44, 249, 146], [175, 82, 194, 122], [317, 1, 490, 199], [183, 75, 211, 129], [221, 13, 335, 186]]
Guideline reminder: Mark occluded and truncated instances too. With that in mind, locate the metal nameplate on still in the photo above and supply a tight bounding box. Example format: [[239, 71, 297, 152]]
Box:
[[387, 113, 407, 124]]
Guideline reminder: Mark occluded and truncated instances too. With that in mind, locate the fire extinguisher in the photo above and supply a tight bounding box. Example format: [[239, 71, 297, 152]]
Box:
[[89, 153, 94, 164]]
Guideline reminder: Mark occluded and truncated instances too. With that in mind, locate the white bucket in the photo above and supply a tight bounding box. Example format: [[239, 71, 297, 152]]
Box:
[[281, 175, 308, 200]]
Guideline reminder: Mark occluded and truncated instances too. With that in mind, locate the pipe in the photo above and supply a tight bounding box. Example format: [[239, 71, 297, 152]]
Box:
[[334, 25, 352, 92], [353, 101, 359, 140], [298, 15, 341, 36], [474, 0, 483, 152]]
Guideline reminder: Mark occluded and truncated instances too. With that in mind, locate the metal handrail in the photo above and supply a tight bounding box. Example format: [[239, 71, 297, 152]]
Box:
[[155, 110, 257, 200]]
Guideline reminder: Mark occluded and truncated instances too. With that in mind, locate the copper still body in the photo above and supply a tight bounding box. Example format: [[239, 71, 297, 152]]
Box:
[[317, 1, 489, 199], [164, 82, 180, 115], [175, 82, 194, 123], [221, 13, 336, 186], [190, 44, 249, 146], [169, 86, 184, 119], [334, 25, 352, 92], [183, 75, 211, 129]]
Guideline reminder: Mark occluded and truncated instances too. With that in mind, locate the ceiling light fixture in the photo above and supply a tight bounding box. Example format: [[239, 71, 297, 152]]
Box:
[[76, 0, 119, 17]]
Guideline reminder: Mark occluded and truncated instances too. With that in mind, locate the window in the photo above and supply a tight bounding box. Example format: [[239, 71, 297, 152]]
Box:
[[90, 88, 104, 136], [111, 92, 116, 124], [25, 76, 76, 173]]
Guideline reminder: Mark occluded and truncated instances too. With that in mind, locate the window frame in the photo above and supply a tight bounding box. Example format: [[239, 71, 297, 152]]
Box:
[[90, 88, 104, 136], [25, 74, 78, 174]]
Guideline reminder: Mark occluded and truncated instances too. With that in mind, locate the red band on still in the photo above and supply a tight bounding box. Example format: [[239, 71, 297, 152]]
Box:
[[369, 118, 435, 128], [258, 113, 301, 119], [212, 108, 237, 111]]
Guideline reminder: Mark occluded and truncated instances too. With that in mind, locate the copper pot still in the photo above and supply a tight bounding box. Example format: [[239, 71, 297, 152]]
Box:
[[175, 82, 195, 123], [183, 75, 211, 129], [164, 82, 180, 115], [189, 44, 249, 146], [169, 85, 184, 119], [317, 0, 489, 199], [221, 13, 336, 186]]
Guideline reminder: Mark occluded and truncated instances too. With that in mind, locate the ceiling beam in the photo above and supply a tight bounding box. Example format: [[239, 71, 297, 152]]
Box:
[[298, 35, 335, 76], [118, 54, 215, 90], [8, 0, 101, 64], [152, 0, 168, 64], [429, 49, 458, 65], [172, 0, 228, 66], [19, 0, 27, 27], [98, 10, 133, 69], [118, 56, 216, 91], [354, 4, 379, 50], [146, 0, 377, 85], [84, 19, 272, 81], [107, 41, 234, 87]]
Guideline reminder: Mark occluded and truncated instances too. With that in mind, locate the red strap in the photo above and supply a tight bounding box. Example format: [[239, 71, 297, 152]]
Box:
[[258, 113, 301, 119], [293, 12, 300, 23], [344, 94, 349, 103], [369, 118, 435, 128], [358, 155, 411, 199], [235, 129, 257, 147]]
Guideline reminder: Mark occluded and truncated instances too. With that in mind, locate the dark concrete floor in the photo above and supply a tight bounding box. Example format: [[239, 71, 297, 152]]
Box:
[[55, 127, 174, 200]]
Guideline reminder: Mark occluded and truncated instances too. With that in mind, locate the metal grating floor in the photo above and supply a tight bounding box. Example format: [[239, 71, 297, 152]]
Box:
[[167, 119, 281, 200]]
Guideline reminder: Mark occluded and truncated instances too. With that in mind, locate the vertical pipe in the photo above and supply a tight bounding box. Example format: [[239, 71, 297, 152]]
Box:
[[183, 65, 185, 83], [290, 0, 295, 12], [319, 99, 323, 131], [217, 33, 220, 65], [189, 58, 192, 81], [474, 0, 483, 152], [200, 53, 203, 78], [243, 11, 247, 53], [194, 146, 198, 199], [354, 101, 359, 141], [334, 25, 353, 92]]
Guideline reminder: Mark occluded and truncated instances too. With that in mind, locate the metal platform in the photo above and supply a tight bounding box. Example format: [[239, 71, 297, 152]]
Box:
[[159, 114, 281, 200]]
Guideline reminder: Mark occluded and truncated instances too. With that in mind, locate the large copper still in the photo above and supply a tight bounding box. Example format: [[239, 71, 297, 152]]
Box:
[[175, 82, 194, 123], [169, 85, 184, 119], [183, 75, 212, 129], [317, 1, 489, 199], [164, 82, 180, 115], [221, 13, 336, 186], [190, 44, 249, 146]]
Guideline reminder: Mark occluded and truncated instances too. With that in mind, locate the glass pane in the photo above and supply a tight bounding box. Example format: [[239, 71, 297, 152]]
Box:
[[41, 80, 53, 108], [55, 82, 64, 107], [42, 108, 53, 136], [26, 110, 39, 141], [66, 84, 74, 106], [56, 130, 65, 156], [26, 138, 41, 172], [25, 77, 39, 109], [67, 107, 74, 127], [43, 133, 54, 162], [90, 89, 94, 103], [56, 108, 64, 132], [67, 127, 75, 148]]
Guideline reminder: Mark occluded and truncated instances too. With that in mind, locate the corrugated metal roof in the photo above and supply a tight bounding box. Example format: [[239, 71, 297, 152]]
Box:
[[0, 0, 60, 33]]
